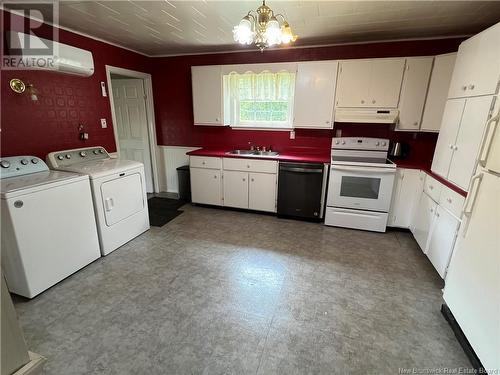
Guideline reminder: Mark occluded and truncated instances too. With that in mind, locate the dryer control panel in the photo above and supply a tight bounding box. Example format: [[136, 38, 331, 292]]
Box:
[[0, 156, 48, 179], [47, 147, 110, 168]]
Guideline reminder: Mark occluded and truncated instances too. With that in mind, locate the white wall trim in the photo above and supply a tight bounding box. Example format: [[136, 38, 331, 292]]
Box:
[[105, 65, 160, 193], [157, 146, 200, 194]]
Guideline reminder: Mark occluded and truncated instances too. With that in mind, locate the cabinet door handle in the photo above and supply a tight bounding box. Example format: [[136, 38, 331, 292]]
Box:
[[478, 107, 500, 167], [251, 178, 254, 182]]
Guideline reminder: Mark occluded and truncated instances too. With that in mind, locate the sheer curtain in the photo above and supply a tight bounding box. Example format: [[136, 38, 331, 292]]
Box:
[[224, 70, 295, 128]]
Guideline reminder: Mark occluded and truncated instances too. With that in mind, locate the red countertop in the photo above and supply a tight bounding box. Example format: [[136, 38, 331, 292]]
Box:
[[186, 147, 331, 164], [187, 149, 467, 197], [394, 160, 467, 197]]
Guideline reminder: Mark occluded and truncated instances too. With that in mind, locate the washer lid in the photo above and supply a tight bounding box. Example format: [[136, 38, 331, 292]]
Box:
[[52, 159, 143, 179], [1, 170, 88, 198]]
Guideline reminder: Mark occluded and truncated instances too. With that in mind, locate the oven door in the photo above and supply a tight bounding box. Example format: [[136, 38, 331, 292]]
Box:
[[327, 165, 396, 212]]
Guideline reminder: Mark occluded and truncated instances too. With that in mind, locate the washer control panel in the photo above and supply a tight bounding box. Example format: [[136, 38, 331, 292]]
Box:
[[47, 147, 110, 168], [0, 156, 49, 179]]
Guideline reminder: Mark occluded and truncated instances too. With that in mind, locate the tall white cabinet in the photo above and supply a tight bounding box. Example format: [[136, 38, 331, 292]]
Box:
[[293, 61, 338, 129], [447, 22, 500, 99], [431, 95, 498, 190]]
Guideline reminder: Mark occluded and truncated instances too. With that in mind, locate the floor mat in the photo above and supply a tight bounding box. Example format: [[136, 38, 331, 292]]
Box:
[[147, 197, 185, 227]]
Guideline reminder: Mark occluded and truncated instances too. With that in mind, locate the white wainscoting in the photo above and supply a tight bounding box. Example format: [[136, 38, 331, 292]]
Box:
[[157, 146, 200, 194]]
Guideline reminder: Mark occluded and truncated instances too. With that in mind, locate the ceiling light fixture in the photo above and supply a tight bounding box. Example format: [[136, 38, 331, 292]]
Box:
[[233, 0, 297, 51]]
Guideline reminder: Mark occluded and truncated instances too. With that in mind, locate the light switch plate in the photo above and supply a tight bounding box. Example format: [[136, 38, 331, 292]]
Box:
[[100, 118, 107, 128], [290, 130, 295, 140]]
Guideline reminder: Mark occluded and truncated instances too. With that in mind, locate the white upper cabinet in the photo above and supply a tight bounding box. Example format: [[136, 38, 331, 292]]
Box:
[[431, 96, 496, 190], [448, 23, 500, 99], [420, 53, 457, 132], [335, 59, 372, 107], [293, 61, 338, 129], [397, 57, 433, 131], [336, 58, 405, 108], [431, 99, 466, 179], [447, 96, 497, 190], [191, 65, 223, 126]]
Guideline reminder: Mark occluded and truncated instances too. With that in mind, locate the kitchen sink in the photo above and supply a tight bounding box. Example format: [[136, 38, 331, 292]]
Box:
[[226, 150, 279, 157]]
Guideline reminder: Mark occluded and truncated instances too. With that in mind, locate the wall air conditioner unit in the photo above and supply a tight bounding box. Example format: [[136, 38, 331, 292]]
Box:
[[334, 108, 399, 124], [7, 32, 94, 77]]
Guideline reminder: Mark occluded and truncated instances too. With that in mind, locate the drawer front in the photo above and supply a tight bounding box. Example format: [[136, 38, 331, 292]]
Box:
[[439, 186, 465, 218], [424, 173, 442, 202], [223, 158, 277, 174], [190, 156, 222, 169]]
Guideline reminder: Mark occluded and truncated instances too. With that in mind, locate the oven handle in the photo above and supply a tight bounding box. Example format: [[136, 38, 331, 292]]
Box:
[[281, 167, 324, 173], [331, 165, 396, 174]]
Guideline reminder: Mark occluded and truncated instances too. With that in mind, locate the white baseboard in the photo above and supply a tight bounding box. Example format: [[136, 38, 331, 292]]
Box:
[[156, 146, 199, 193]]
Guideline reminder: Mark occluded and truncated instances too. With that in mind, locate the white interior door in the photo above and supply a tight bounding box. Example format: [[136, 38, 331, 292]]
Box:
[[112, 78, 154, 192]]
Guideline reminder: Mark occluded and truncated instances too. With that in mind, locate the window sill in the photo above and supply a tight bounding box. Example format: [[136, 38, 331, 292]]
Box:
[[230, 126, 293, 131]]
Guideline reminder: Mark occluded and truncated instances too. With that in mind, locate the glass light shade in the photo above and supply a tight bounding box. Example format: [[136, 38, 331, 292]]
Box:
[[280, 23, 297, 44], [233, 17, 254, 44], [264, 18, 281, 46]]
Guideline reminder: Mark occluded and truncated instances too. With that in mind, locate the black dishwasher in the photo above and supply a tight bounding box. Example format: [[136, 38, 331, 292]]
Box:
[[277, 162, 327, 220]]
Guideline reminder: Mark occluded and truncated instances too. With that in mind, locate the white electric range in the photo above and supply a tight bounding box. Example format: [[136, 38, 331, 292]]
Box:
[[325, 137, 396, 232]]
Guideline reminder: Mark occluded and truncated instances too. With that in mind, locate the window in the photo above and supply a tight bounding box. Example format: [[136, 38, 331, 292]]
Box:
[[223, 70, 295, 129]]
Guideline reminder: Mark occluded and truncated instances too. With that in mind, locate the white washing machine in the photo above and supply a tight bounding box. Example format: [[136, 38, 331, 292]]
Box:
[[1, 156, 101, 298], [47, 147, 150, 256]]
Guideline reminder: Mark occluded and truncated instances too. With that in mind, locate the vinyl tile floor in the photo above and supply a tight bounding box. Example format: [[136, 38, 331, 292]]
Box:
[[13, 204, 471, 374]]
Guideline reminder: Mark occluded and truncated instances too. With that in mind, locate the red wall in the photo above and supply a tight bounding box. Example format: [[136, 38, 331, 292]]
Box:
[[151, 38, 463, 166], [1, 11, 151, 159]]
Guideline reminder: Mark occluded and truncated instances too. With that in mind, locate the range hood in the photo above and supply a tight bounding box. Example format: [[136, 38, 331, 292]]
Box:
[[334, 108, 399, 124]]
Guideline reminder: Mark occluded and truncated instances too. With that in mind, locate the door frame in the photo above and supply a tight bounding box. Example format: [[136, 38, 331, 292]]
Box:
[[105, 65, 160, 193]]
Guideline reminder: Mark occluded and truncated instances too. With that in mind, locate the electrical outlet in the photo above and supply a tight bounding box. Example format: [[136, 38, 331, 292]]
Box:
[[290, 130, 295, 140], [100, 118, 107, 128]]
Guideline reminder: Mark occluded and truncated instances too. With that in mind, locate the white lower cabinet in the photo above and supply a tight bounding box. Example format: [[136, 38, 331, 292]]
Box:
[[411, 191, 437, 251], [190, 168, 222, 206], [388, 168, 422, 227], [249, 173, 277, 212], [223, 170, 248, 209], [191, 156, 277, 213], [425, 206, 460, 278]]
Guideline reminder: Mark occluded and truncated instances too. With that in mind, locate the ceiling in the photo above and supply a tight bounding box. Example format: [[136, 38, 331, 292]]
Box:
[[9, 1, 500, 56]]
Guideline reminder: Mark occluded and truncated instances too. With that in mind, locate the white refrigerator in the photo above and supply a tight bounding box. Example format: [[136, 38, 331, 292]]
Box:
[[443, 106, 500, 371]]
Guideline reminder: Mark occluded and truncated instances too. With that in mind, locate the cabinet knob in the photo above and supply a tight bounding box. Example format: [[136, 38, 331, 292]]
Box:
[[430, 208, 434, 213], [462, 86, 467, 91], [202, 161, 206, 165], [413, 121, 419, 126], [429, 185, 434, 190], [251, 178, 254, 182], [436, 213, 440, 218], [326, 120, 330, 124], [468, 84, 475, 90], [242, 178, 246, 181], [447, 198, 452, 203], [216, 117, 220, 121], [454, 145, 458, 150], [361, 100, 365, 104], [449, 144, 454, 149], [247, 165, 250, 168], [214, 175, 217, 179], [372, 100, 376, 104]]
